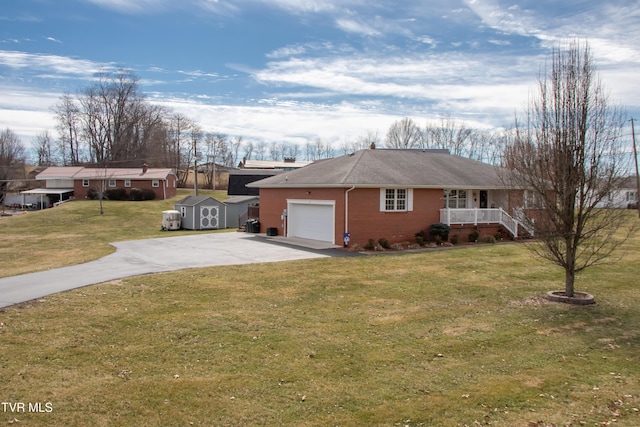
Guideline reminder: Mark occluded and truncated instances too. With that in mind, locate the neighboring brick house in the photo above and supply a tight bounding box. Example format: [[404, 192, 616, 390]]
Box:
[[248, 149, 532, 247], [36, 166, 177, 200], [595, 176, 639, 209]]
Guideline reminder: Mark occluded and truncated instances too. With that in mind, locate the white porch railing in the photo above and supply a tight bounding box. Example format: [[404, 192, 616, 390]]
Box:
[[439, 208, 534, 238]]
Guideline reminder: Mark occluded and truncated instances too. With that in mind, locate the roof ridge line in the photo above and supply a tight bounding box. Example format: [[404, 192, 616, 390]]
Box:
[[340, 150, 366, 184]]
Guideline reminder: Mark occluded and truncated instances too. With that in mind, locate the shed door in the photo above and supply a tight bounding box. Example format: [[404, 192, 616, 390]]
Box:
[[200, 205, 219, 229], [287, 201, 334, 243]]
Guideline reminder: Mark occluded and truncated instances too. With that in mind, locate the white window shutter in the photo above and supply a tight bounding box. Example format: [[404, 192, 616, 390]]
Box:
[[407, 188, 413, 211], [380, 188, 386, 211]]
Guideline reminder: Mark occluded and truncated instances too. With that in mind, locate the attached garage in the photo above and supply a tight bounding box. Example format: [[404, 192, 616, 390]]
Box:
[[287, 199, 335, 244]]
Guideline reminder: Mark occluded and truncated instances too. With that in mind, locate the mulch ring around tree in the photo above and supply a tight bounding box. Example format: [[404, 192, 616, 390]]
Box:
[[546, 290, 596, 305]]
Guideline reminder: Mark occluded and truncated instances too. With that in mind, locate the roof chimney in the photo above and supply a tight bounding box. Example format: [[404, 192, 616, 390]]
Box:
[[370, 142, 376, 149], [142, 163, 148, 174], [284, 157, 296, 163]]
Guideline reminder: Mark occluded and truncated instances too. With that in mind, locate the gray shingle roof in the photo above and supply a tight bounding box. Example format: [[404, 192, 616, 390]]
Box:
[[248, 149, 510, 189], [175, 196, 216, 206]]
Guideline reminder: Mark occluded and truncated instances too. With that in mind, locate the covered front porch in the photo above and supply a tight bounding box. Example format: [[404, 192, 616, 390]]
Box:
[[440, 208, 533, 238]]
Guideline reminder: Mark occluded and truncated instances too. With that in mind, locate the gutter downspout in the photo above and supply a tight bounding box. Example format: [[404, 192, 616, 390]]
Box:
[[344, 185, 356, 245]]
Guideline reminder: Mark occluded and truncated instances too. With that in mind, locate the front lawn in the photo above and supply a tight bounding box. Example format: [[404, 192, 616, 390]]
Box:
[[1, 235, 638, 426], [0, 189, 229, 278]]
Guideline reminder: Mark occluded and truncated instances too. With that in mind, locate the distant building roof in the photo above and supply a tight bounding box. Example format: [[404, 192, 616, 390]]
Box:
[[229, 169, 281, 176], [225, 195, 259, 204], [35, 166, 85, 179], [618, 176, 639, 189], [36, 166, 174, 181], [240, 159, 311, 170], [228, 170, 281, 196]]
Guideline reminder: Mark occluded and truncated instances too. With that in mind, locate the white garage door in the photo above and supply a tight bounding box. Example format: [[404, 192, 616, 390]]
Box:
[[287, 201, 335, 243]]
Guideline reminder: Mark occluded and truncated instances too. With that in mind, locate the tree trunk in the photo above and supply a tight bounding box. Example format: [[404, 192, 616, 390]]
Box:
[[565, 239, 575, 297]]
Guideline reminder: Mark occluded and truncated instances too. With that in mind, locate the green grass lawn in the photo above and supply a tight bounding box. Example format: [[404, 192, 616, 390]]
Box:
[[0, 203, 639, 426], [0, 189, 229, 278]]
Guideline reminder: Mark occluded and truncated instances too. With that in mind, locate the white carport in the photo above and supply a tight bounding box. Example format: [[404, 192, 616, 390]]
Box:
[[19, 188, 74, 209]]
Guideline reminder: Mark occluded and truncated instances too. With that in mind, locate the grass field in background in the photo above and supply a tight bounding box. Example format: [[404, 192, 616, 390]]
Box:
[[0, 208, 638, 425], [0, 189, 229, 278]]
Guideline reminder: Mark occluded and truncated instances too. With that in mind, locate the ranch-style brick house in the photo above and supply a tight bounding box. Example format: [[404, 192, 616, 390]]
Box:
[[36, 166, 177, 201], [248, 149, 532, 247]]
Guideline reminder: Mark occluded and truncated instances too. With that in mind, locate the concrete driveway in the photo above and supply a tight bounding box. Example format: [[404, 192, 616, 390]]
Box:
[[0, 232, 331, 309]]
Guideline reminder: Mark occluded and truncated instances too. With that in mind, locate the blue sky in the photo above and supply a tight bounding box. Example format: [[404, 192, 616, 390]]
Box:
[[1, 0, 639, 150]]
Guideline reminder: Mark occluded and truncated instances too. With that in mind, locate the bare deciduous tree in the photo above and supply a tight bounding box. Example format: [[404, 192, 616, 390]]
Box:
[[0, 128, 26, 204], [52, 93, 82, 165], [385, 117, 423, 148], [424, 116, 473, 155], [305, 138, 334, 160], [504, 40, 635, 299], [33, 130, 57, 166], [166, 113, 196, 186]]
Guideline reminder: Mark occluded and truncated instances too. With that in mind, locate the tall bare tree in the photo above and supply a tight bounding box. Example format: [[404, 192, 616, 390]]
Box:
[[424, 116, 473, 155], [503, 40, 635, 299], [385, 117, 423, 148], [33, 130, 57, 166], [305, 138, 335, 160], [254, 141, 268, 160], [52, 93, 82, 165], [202, 132, 227, 189], [0, 128, 26, 204], [166, 114, 196, 186]]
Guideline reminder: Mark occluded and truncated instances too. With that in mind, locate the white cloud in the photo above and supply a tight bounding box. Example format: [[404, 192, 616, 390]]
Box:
[[463, 0, 540, 38], [152, 96, 398, 145], [0, 50, 111, 76], [178, 70, 220, 78], [0, 86, 60, 140], [83, 0, 350, 15], [254, 52, 534, 98], [335, 18, 381, 36], [266, 45, 307, 59], [84, 0, 172, 13]]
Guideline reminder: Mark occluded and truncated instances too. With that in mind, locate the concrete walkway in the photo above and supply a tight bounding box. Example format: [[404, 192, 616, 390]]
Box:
[[0, 232, 331, 308]]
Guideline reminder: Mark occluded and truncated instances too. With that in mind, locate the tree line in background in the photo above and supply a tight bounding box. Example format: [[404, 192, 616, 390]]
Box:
[[2, 68, 511, 192]]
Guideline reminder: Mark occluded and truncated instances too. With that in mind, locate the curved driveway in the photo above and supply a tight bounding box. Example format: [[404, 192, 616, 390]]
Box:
[[0, 233, 331, 308]]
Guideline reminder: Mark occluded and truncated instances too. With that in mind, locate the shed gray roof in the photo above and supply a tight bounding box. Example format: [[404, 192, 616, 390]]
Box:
[[225, 195, 259, 204], [176, 195, 258, 207], [248, 149, 512, 189], [175, 196, 218, 206]]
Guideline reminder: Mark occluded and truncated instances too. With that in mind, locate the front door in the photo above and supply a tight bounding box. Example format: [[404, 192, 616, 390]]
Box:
[[479, 190, 488, 209]]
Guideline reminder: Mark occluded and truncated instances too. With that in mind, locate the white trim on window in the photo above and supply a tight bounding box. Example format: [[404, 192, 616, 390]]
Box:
[[152, 180, 159, 188], [380, 188, 413, 212], [124, 179, 131, 188], [108, 179, 116, 187], [82, 179, 89, 187], [444, 189, 467, 208], [523, 190, 544, 209]]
